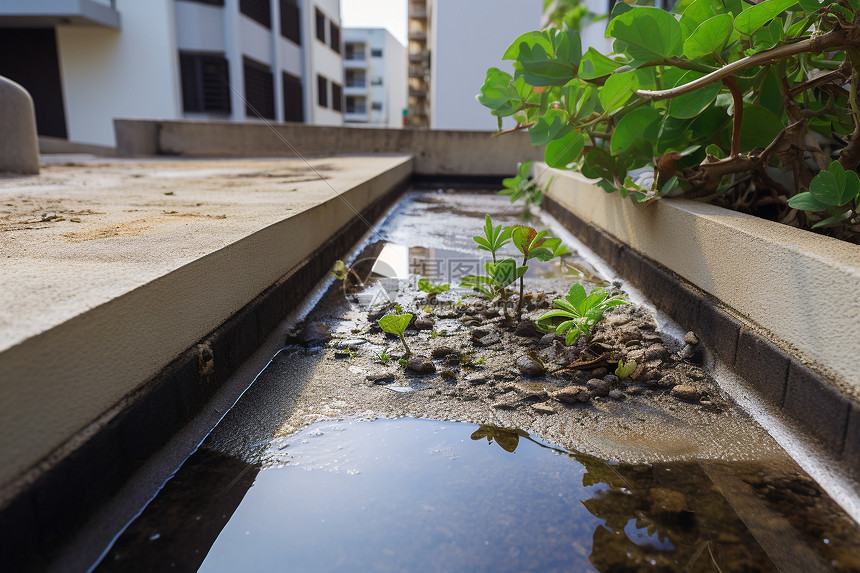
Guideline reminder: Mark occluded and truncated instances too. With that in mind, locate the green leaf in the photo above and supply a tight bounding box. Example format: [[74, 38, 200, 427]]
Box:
[[610, 106, 661, 155], [516, 43, 578, 87], [529, 109, 571, 146], [739, 105, 783, 152], [812, 211, 853, 228], [606, 7, 683, 63], [477, 68, 521, 117], [545, 130, 585, 168], [666, 69, 722, 119], [599, 71, 639, 113], [491, 258, 527, 288], [809, 163, 859, 206], [788, 191, 827, 211], [378, 313, 413, 336], [734, 0, 795, 36], [578, 48, 622, 80], [503, 31, 553, 60], [554, 29, 582, 69], [615, 359, 637, 379], [797, 0, 820, 9], [683, 14, 733, 59]]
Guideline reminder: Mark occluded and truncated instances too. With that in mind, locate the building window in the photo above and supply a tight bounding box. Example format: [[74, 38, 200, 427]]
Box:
[[182, 0, 224, 5], [329, 22, 341, 53], [315, 9, 326, 42], [371, 76, 382, 86], [179, 52, 231, 114], [317, 75, 328, 108], [372, 102, 382, 111], [371, 48, 383, 58], [282, 71, 303, 122], [280, 0, 300, 44], [243, 57, 275, 119], [240, 0, 271, 28], [331, 82, 343, 112]]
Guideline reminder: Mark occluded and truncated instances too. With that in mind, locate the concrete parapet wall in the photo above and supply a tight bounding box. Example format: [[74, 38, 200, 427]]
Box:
[[0, 156, 412, 499], [0, 76, 39, 174], [114, 119, 543, 176]]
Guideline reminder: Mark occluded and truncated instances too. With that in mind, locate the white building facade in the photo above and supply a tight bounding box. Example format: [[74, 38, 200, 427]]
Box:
[[342, 27, 405, 128], [0, 0, 344, 147], [417, 0, 542, 131]]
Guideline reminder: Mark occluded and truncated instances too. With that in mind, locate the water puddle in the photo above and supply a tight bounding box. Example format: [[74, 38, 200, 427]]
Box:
[[91, 190, 860, 571], [96, 418, 859, 572]]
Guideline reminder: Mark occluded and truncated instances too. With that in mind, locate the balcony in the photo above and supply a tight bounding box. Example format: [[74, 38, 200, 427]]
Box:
[[0, 0, 120, 28], [409, 2, 427, 18]]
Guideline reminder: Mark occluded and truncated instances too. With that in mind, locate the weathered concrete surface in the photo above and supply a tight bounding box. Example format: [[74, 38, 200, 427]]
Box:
[[114, 119, 543, 176], [0, 76, 39, 175], [541, 168, 860, 396], [39, 136, 115, 157], [0, 154, 412, 492]]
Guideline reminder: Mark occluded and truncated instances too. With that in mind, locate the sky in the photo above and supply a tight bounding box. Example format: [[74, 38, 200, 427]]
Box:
[[340, 0, 408, 46]]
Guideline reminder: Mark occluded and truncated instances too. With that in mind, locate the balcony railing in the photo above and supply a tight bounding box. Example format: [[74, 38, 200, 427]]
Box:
[[346, 80, 366, 88], [347, 105, 367, 114], [345, 52, 366, 61]]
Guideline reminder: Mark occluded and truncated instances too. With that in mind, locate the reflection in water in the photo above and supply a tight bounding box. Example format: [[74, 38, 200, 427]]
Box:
[[95, 419, 860, 572]]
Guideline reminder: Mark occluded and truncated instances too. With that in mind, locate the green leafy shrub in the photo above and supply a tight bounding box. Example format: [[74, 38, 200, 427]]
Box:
[[460, 258, 528, 321], [479, 0, 860, 242], [536, 283, 628, 344], [499, 161, 545, 217]]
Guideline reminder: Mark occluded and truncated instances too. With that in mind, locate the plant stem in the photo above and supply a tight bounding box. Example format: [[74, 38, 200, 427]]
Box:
[[517, 255, 527, 321], [723, 76, 743, 158], [399, 334, 411, 358], [635, 28, 858, 101], [840, 53, 860, 171]]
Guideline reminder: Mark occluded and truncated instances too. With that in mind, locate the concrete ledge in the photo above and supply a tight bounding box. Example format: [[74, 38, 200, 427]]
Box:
[[39, 136, 116, 157], [0, 156, 411, 571], [541, 168, 860, 467], [114, 119, 542, 176]]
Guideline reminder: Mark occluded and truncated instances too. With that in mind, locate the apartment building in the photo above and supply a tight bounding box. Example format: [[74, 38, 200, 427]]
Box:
[[342, 27, 406, 128], [406, 0, 541, 131], [0, 0, 344, 147]]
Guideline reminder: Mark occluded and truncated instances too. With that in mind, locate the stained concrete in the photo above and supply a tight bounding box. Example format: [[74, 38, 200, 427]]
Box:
[[0, 76, 39, 175], [0, 154, 412, 493], [541, 168, 860, 397]]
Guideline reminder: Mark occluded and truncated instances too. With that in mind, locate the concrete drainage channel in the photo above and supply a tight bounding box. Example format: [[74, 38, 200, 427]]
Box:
[[0, 135, 857, 569]]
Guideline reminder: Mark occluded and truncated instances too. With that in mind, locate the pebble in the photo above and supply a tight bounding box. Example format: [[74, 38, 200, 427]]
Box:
[[332, 338, 365, 350], [470, 327, 491, 339], [481, 308, 500, 318], [406, 356, 436, 374], [440, 370, 456, 380], [414, 318, 435, 331], [512, 382, 549, 401], [684, 331, 699, 345], [531, 401, 556, 414], [587, 378, 611, 397], [516, 355, 546, 377], [538, 333, 556, 347], [671, 384, 700, 402], [366, 374, 394, 385], [467, 377, 489, 386], [591, 367, 609, 378], [553, 386, 589, 404], [431, 346, 457, 358], [301, 322, 330, 346], [475, 333, 501, 346], [603, 374, 620, 385], [514, 320, 542, 338], [608, 389, 625, 400]]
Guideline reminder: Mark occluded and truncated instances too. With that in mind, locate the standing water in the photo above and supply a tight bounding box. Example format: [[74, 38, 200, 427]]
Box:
[[93, 191, 860, 572]]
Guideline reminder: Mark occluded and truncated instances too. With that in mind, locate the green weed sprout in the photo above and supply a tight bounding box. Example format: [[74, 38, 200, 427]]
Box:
[[499, 162, 544, 218], [473, 214, 512, 263], [417, 278, 450, 296], [615, 359, 637, 379], [536, 283, 628, 345], [510, 226, 569, 319], [374, 349, 391, 365], [378, 312, 413, 357], [460, 258, 527, 322]]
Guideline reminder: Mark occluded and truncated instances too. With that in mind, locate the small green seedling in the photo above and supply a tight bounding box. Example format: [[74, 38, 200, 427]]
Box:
[[615, 359, 637, 379], [374, 349, 391, 365], [536, 283, 629, 345], [460, 258, 527, 322], [510, 226, 569, 319], [344, 348, 358, 360], [417, 278, 450, 296], [430, 329, 448, 339], [499, 162, 547, 219], [399, 358, 408, 368], [473, 215, 512, 263], [378, 312, 413, 358], [332, 260, 362, 287]]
